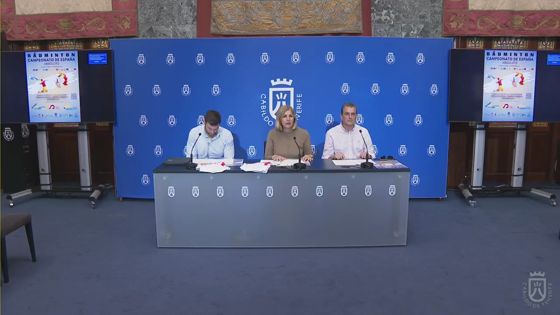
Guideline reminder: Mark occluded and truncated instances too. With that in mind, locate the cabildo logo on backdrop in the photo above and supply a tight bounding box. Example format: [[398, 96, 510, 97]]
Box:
[[260, 78, 303, 125], [111, 37, 452, 199]]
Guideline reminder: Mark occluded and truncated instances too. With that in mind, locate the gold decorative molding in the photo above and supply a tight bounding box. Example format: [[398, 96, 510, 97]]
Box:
[[211, 0, 362, 35], [537, 38, 556, 50], [466, 37, 484, 48], [23, 41, 41, 50], [492, 37, 528, 49], [47, 39, 84, 50], [90, 38, 110, 49]]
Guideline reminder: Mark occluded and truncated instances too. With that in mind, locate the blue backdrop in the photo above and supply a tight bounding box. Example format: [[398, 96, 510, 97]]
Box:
[[110, 37, 452, 199]]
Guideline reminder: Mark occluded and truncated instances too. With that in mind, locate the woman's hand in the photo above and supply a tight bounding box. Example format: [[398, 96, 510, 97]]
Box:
[[272, 155, 286, 161], [302, 154, 314, 162]]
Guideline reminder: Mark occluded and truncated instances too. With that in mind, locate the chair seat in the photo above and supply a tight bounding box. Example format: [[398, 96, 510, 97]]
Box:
[[2, 214, 32, 237]]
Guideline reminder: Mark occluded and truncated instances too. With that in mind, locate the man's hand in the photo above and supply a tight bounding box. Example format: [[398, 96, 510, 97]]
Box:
[[333, 152, 345, 160], [359, 151, 371, 159]]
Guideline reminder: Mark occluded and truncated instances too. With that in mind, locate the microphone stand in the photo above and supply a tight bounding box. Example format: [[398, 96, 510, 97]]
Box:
[[359, 129, 373, 169], [292, 136, 306, 170], [186, 132, 202, 170]]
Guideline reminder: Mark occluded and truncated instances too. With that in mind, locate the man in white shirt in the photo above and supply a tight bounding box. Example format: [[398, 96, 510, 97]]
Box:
[[186, 110, 234, 159], [322, 103, 375, 160]]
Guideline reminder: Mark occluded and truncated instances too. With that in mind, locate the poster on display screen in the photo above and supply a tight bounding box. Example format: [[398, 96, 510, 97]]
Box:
[[25, 50, 81, 123], [482, 50, 537, 122]]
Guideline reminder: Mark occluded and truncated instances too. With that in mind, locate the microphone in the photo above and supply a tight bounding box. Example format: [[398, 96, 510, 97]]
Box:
[[186, 132, 202, 170], [359, 129, 373, 169], [292, 136, 306, 170]]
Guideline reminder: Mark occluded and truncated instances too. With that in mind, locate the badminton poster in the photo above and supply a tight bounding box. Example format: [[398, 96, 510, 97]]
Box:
[[25, 50, 81, 123], [482, 50, 537, 122]]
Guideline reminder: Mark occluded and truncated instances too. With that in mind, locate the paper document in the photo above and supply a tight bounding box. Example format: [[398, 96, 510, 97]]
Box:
[[196, 164, 230, 173], [240, 162, 271, 173], [332, 159, 364, 166], [260, 159, 310, 167], [193, 158, 243, 166]]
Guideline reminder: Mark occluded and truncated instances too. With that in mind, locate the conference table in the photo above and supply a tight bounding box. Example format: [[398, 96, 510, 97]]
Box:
[[153, 159, 410, 247]]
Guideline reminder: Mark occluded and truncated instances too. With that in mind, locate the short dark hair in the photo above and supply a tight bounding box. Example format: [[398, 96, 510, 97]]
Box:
[[204, 110, 221, 125], [341, 102, 357, 114]]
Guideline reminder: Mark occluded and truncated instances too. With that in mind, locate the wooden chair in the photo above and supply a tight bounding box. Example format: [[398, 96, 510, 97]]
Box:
[[1, 214, 37, 283]]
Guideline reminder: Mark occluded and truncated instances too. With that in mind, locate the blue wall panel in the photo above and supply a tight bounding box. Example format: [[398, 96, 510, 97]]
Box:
[[110, 37, 452, 198]]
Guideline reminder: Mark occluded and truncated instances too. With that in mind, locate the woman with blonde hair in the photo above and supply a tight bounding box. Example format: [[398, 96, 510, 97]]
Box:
[[264, 105, 313, 162]]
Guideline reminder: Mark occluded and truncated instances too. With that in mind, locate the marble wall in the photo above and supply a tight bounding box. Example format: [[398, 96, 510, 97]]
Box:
[[372, 0, 442, 37], [137, 0, 442, 38]]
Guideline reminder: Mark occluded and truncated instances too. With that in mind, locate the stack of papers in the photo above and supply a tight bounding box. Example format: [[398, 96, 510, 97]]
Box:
[[193, 159, 243, 166], [196, 163, 230, 173], [240, 162, 271, 173], [373, 160, 406, 169]]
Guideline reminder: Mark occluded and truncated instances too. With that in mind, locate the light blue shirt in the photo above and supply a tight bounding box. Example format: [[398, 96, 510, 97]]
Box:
[[185, 125, 234, 159]]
